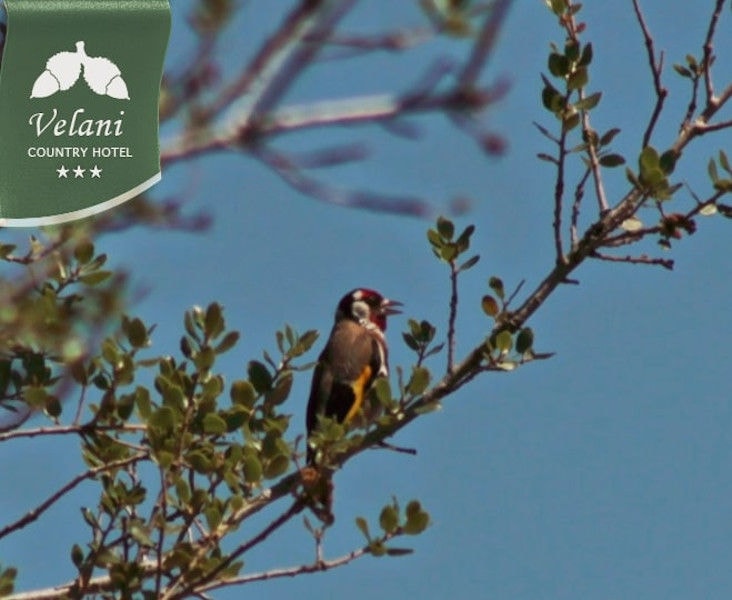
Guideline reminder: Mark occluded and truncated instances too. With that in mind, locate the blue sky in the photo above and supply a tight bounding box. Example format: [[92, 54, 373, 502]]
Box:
[[2, 2, 732, 598]]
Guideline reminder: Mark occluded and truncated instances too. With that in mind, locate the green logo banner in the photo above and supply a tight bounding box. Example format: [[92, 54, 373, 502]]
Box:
[[0, 0, 171, 226]]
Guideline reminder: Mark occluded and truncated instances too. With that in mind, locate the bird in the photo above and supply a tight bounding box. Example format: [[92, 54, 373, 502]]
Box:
[[306, 288, 402, 465]]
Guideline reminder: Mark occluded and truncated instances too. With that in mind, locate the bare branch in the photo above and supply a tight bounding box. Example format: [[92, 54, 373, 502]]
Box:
[[701, 0, 727, 105], [570, 167, 592, 246], [0, 453, 147, 541], [305, 27, 433, 57], [447, 261, 459, 373], [552, 105, 570, 265], [0, 423, 147, 443], [631, 0, 668, 148], [165, 500, 304, 600], [457, 0, 513, 88], [591, 251, 674, 270], [252, 145, 433, 217]]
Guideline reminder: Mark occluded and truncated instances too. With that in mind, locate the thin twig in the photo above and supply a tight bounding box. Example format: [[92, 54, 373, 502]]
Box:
[[196, 540, 373, 592], [457, 0, 513, 88], [504, 279, 526, 310], [570, 167, 592, 246], [552, 102, 570, 265], [579, 105, 609, 214], [631, 0, 668, 148], [252, 145, 432, 217], [701, 0, 727, 105], [447, 261, 459, 373], [0, 453, 147, 540], [590, 251, 674, 270], [167, 499, 304, 600], [0, 423, 147, 443]]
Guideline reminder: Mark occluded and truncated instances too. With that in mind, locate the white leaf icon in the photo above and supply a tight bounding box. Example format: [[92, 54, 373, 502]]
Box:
[[30, 48, 83, 98], [29, 41, 130, 100], [77, 41, 130, 100]]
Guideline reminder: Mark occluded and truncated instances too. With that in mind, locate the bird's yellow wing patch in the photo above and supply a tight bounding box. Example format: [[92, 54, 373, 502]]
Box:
[[344, 365, 372, 424]]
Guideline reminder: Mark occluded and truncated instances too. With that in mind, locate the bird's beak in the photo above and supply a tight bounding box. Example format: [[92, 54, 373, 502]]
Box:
[[380, 298, 403, 316]]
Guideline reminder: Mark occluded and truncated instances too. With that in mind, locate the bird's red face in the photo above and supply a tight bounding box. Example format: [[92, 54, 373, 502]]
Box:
[[337, 288, 402, 332]]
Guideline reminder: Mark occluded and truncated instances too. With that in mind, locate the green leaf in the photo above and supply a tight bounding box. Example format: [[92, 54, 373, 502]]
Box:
[[440, 244, 457, 262], [44, 394, 62, 418], [379, 505, 399, 534], [231, 379, 256, 408], [625, 167, 642, 189], [215, 331, 240, 354], [548, 52, 569, 77], [203, 413, 227, 435], [639, 146, 660, 174], [574, 91, 601, 111], [426, 228, 443, 249], [355, 516, 371, 540], [436, 216, 455, 240], [386, 547, 415, 557], [717, 203, 732, 218], [0, 566, 17, 596], [194, 346, 216, 372], [455, 224, 475, 253], [204, 303, 224, 339], [70, 544, 84, 568], [187, 450, 213, 474], [266, 372, 293, 406], [407, 366, 431, 397], [567, 67, 588, 90], [599, 153, 625, 167], [248, 361, 272, 393], [481, 295, 500, 318], [659, 149, 678, 174], [263, 454, 290, 479], [713, 179, 732, 192], [125, 317, 148, 349], [599, 127, 621, 146], [565, 40, 580, 62], [373, 377, 393, 408], [720, 150, 732, 175], [673, 63, 692, 78], [515, 328, 534, 354], [459, 254, 480, 272], [74, 240, 94, 264], [495, 330, 513, 353], [488, 276, 505, 299], [129, 522, 154, 547], [402, 332, 419, 351], [23, 386, 50, 409], [0, 243, 17, 259], [290, 329, 320, 357], [537, 152, 558, 164], [414, 400, 442, 415], [578, 42, 593, 67], [562, 112, 580, 133], [79, 270, 112, 286], [547, 0, 567, 15], [542, 84, 564, 114], [243, 455, 263, 484], [149, 406, 176, 433], [403, 500, 430, 535], [708, 158, 719, 183]]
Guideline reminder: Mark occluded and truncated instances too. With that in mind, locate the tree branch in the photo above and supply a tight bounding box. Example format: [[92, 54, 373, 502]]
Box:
[[0, 453, 147, 541], [631, 0, 668, 148]]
